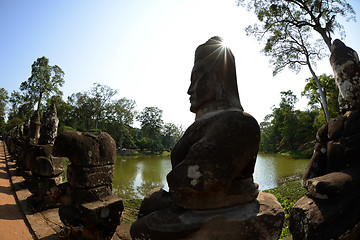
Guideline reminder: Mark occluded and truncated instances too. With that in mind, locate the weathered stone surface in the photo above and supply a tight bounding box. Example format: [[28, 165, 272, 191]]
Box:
[[67, 164, 114, 188], [29, 111, 41, 142], [80, 195, 123, 228], [60, 196, 123, 240], [138, 187, 172, 219], [304, 169, 360, 199], [26, 175, 62, 195], [293, 40, 360, 239], [24, 144, 53, 171], [327, 115, 345, 140], [169, 110, 260, 210], [39, 103, 59, 145], [303, 143, 327, 181], [330, 39, 360, 113], [53, 131, 116, 166], [31, 156, 65, 177], [70, 185, 112, 204], [290, 193, 360, 240], [316, 122, 329, 143], [131, 192, 284, 240]]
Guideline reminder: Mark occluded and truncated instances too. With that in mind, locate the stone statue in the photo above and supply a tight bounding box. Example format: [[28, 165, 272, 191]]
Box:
[[130, 37, 284, 240], [168, 36, 259, 209], [290, 40, 360, 239], [50, 131, 123, 240]]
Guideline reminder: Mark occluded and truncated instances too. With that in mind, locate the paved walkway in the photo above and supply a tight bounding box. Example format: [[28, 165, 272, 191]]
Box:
[[0, 141, 34, 240]]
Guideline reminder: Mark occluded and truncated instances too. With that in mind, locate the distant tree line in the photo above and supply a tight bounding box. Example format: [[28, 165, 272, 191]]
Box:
[[260, 74, 339, 157], [1, 56, 183, 154]]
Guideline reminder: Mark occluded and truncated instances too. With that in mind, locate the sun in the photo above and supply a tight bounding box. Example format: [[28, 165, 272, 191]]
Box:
[[221, 38, 230, 49]]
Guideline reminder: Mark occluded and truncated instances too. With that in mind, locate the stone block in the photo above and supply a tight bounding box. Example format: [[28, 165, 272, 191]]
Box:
[[304, 169, 360, 199], [59, 195, 123, 240], [26, 175, 62, 195], [31, 156, 65, 177], [70, 185, 112, 204], [80, 195, 123, 228], [24, 144, 53, 170], [67, 164, 114, 188], [290, 193, 360, 240], [130, 192, 284, 240], [327, 115, 345, 140]]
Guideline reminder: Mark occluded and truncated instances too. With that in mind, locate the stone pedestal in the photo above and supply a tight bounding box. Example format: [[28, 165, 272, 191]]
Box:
[[60, 195, 123, 240], [131, 192, 284, 240]]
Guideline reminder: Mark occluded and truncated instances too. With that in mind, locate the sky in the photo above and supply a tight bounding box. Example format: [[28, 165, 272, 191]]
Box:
[[1, 0, 360, 128]]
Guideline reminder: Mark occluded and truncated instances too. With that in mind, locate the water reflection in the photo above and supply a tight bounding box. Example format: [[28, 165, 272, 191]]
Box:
[[253, 153, 309, 190], [112, 153, 309, 199], [113, 155, 171, 199]]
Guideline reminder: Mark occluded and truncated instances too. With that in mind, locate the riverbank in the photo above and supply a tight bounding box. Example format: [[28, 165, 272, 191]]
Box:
[[117, 149, 171, 157]]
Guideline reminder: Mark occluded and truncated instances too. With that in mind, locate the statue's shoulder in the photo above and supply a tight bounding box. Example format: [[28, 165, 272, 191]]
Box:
[[218, 110, 258, 123]]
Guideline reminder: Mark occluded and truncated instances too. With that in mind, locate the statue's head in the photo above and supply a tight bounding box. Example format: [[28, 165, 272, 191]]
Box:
[[188, 36, 243, 117], [330, 39, 360, 112]]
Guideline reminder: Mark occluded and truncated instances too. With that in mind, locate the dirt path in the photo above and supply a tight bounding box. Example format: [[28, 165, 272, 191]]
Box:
[[0, 141, 34, 240]]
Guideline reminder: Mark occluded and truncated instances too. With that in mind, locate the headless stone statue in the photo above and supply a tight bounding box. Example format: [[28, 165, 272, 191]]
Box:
[[130, 37, 284, 240]]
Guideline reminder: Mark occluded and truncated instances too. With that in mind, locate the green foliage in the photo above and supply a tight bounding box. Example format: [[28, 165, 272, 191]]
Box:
[[162, 123, 183, 151], [237, 0, 355, 51], [4, 79, 182, 153], [260, 90, 317, 155], [302, 74, 340, 123], [238, 0, 354, 121], [20, 56, 64, 112], [264, 181, 308, 239], [137, 107, 163, 139]]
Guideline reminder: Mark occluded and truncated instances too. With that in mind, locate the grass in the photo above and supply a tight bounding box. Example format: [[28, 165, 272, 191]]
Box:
[[118, 180, 308, 239], [121, 198, 142, 224]]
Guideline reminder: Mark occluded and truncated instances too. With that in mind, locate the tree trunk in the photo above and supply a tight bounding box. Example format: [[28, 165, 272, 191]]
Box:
[[36, 92, 42, 117], [307, 61, 331, 122]]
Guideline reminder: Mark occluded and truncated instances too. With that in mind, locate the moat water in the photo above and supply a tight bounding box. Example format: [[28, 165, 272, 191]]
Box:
[[112, 153, 309, 199]]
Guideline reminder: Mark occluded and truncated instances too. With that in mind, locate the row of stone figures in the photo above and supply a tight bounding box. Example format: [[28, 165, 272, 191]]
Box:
[[4, 36, 360, 240], [5, 104, 124, 239]]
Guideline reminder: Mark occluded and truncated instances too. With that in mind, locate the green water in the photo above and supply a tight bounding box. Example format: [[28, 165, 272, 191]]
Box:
[[112, 153, 309, 199]]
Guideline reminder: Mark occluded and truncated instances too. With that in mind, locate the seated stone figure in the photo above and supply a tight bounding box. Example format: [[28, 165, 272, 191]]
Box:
[[131, 37, 284, 240], [290, 40, 360, 240]]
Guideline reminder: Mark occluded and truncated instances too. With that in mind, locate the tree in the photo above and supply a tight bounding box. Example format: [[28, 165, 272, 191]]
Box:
[[20, 56, 65, 115], [260, 90, 317, 154], [8, 90, 34, 121], [87, 83, 117, 132], [0, 88, 8, 135], [137, 107, 164, 153], [237, 0, 355, 121], [161, 123, 183, 151], [106, 98, 137, 148], [138, 107, 164, 139], [67, 83, 117, 132], [302, 74, 339, 127]]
